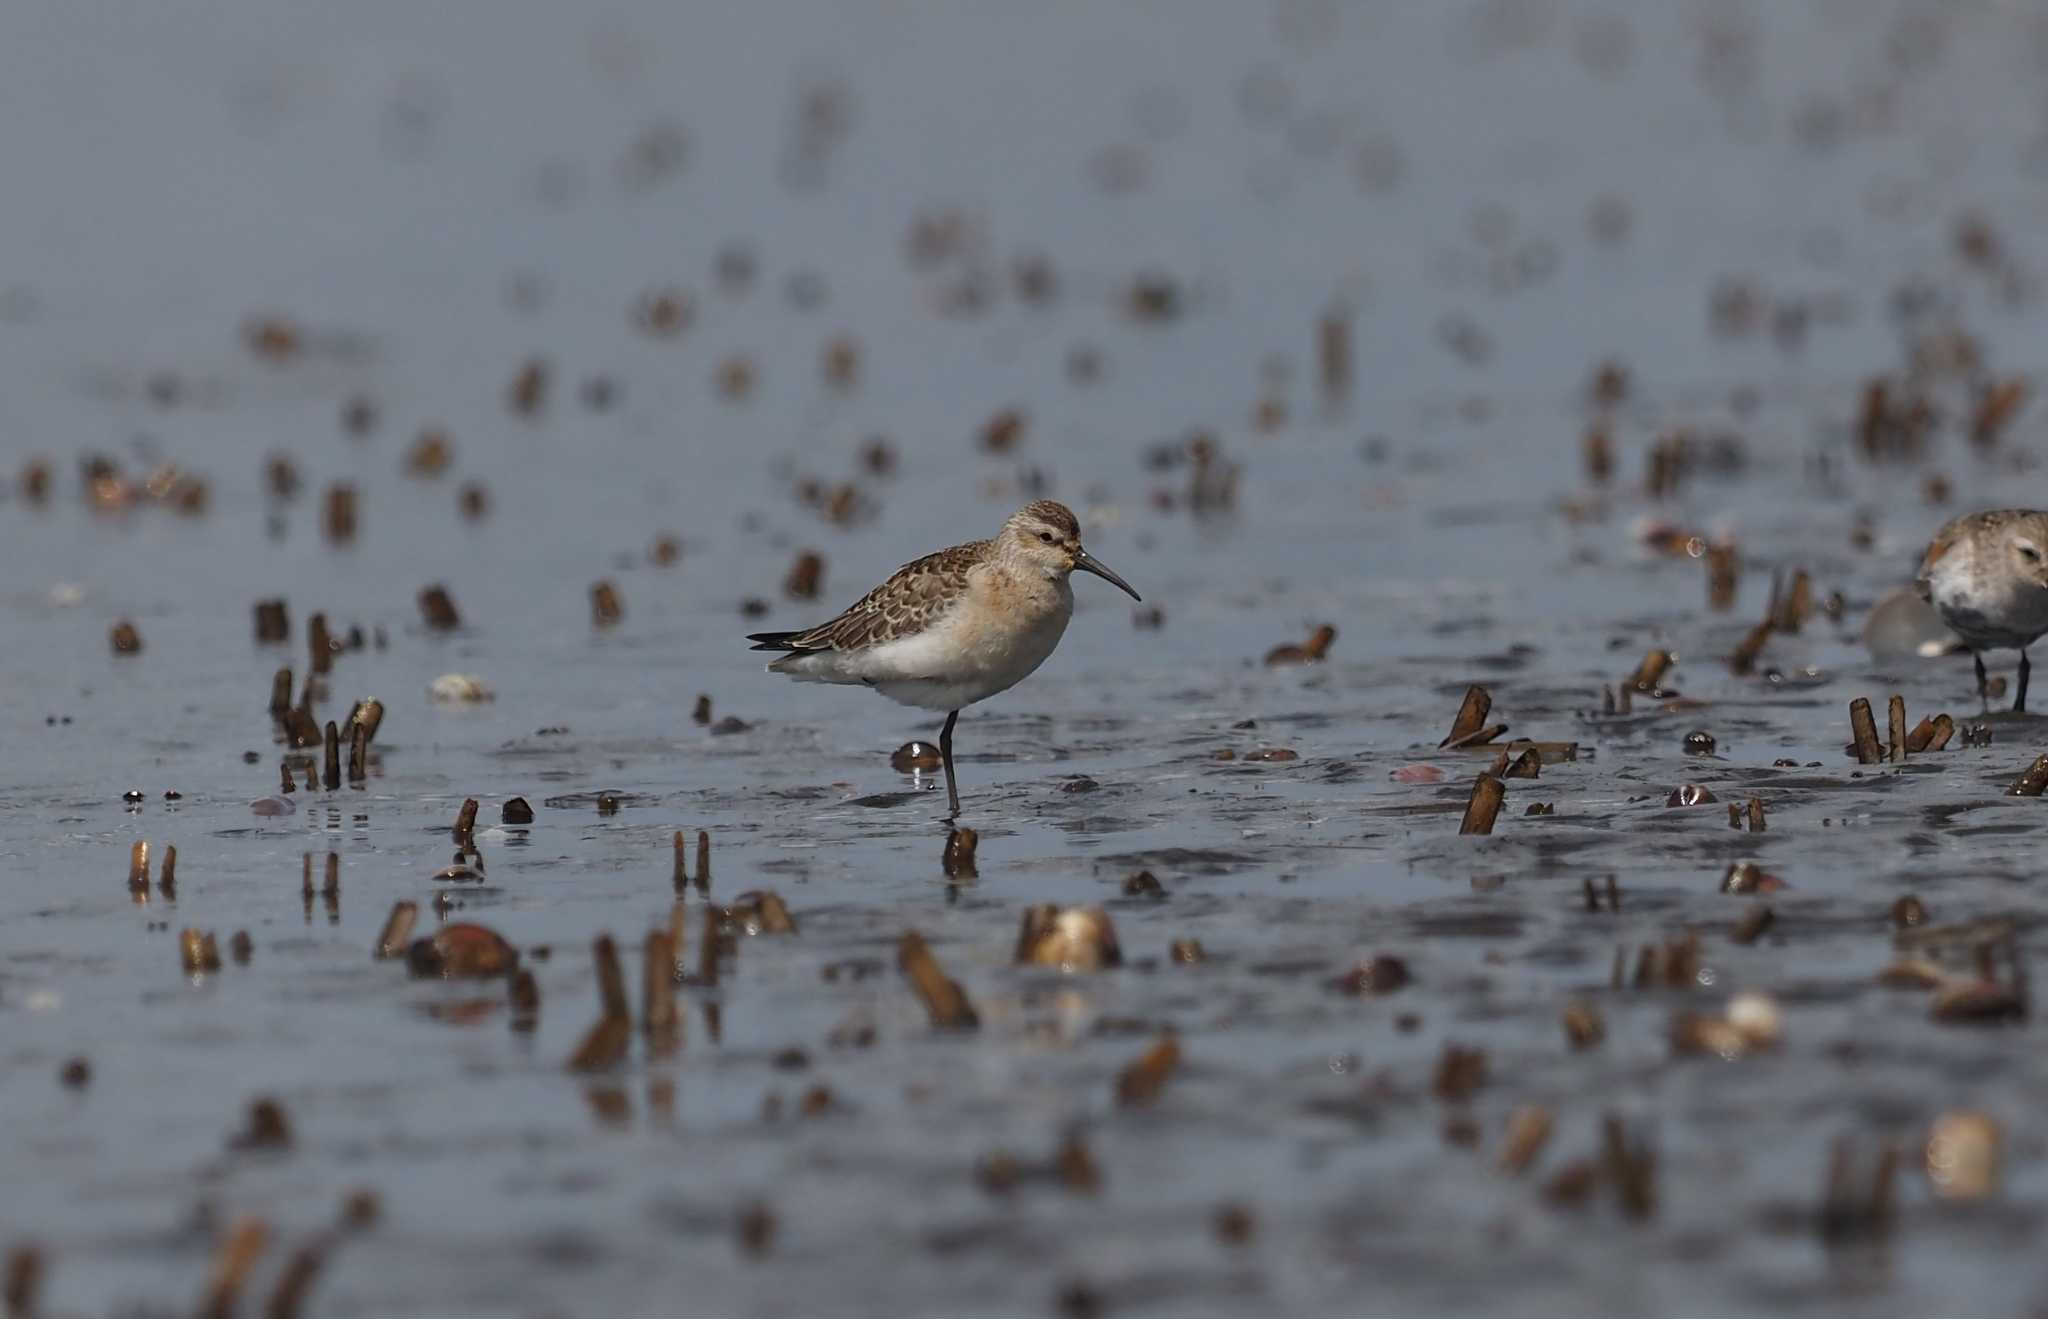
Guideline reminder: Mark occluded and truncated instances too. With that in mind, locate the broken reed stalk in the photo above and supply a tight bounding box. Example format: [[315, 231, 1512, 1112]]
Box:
[[308, 613, 332, 676], [321, 484, 357, 543], [2007, 754, 2048, 797], [1819, 1140, 1899, 1244], [1888, 696, 1907, 765], [128, 840, 150, 894], [373, 902, 417, 958], [1318, 309, 1351, 409], [1498, 1107, 1554, 1175], [1583, 424, 1613, 485], [591, 580, 624, 628], [345, 698, 384, 745], [592, 935, 628, 1021], [1439, 685, 1493, 749], [160, 845, 177, 899], [322, 722, 340, 790], [267, 667, 293, 717], [1629, 650, 1672, 694], [1601, 1114, 1657, 1221], [1746, 797, 1766, 832], [1705, 544, 1739, 611], [284, 699, 320, 750], [6, 1245, 45, 1317], [262, 1240, 327, 1319], [1772, 571, 1812, 634], [644, 929, 679, 1054], [195, 1217, 270, 1319], [347, 722, 366, 783], [566, 1015, 631, 1073], [898, 931, 978, 1028], [1729, 620, 1773, 675], [695, 829, 710, 894], [672, 830, 688, 893], [566, 935, 633, 1073], [1848, 698, 1883, 765], [1115, 1030, 1182, 1108], [453, 798, 478, 845], [1459, 774, 1505, 835]]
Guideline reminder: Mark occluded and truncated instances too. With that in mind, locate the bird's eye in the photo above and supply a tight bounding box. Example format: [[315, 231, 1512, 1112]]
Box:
[[1039, 532, 1055, 543], [2023, 545, 2043, 563]]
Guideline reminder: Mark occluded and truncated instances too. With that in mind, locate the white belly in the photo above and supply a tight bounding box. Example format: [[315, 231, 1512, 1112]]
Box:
[[768, 586, 1073, 712]]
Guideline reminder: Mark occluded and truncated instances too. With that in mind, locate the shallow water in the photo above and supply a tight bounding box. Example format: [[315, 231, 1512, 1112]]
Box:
[[6, 1, 2048, 1315]]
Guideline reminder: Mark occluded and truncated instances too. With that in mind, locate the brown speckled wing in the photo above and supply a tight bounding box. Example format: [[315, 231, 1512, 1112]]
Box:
[[783, 540, 985, 651]]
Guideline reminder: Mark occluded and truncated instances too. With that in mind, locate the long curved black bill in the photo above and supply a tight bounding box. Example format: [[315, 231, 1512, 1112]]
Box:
[[1074, 548, 1142, 601]]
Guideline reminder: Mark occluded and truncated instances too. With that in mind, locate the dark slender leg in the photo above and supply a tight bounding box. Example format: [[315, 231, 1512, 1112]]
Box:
[[2018, 649, 2032, 714], [1976, 652, 1990, 714], [939, 710, 960, 817]]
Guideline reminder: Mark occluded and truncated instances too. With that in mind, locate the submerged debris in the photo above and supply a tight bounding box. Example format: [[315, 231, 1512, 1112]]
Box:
[[1818, 1140, 1898, 1245], [1115, 1031, 1182, 1107], [1561, 1000, 1605, 1050], [407, 924, 518, 979], [1264, 624, 1337, 666], [180, 929, 221, 974], [898, 931, 978, 1029], [428, 674, 494, 703], [1498, 1106, 1553, 1176], [943, 828, 979, 879], [1332, 956, 1409, 996], [1924, 1111, 2001, 1201], [1670, 991, 1782, 1059], [591, 581, 624, 629], [1015, 906, 1122, 971], [417, 585, 461, 630], [2007, 754, 2048, 797]]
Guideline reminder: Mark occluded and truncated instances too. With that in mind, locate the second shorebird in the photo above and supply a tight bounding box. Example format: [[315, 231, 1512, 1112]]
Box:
[[1917, 508, 2048, 712], [748, 500, 1141, 816]]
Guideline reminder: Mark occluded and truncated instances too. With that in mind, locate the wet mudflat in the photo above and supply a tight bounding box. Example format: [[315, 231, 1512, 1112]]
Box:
[[6, 2, 2048, 1315]]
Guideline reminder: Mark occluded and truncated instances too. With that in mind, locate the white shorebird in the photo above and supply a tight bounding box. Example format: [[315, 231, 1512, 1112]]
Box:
[[1918, 508, 2048, 712], [748, 499, 1141, 815]]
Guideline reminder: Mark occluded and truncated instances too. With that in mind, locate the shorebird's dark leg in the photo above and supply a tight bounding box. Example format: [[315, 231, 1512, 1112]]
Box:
[[939, 710, 961, 817], [1976, 652, 1990, 714], [2018, 649, 2032, 714]]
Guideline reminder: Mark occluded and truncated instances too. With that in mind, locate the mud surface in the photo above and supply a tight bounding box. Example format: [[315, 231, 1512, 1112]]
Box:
[[5, 2, 2048, 1315]]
